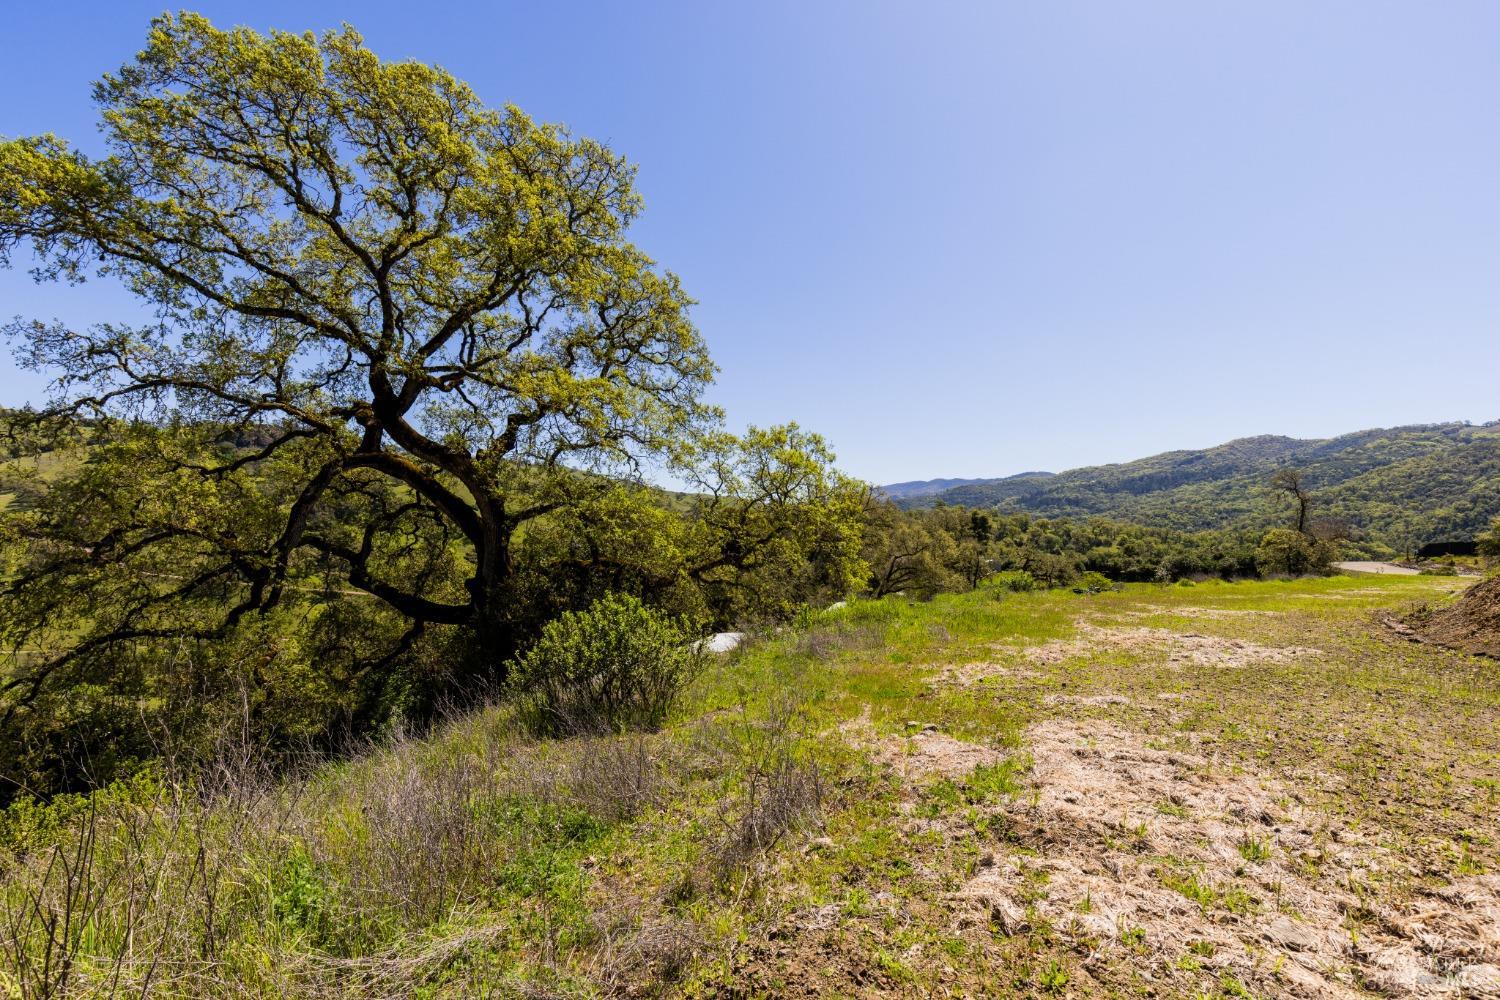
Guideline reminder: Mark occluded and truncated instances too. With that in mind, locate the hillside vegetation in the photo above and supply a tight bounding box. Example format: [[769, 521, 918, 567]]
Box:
[[3, 14, 1498, 999], [893, 422, 1500, 547], [0, 15, 868, 805], [3, 573, 1495, 997], [881, 473, 1056, 502]]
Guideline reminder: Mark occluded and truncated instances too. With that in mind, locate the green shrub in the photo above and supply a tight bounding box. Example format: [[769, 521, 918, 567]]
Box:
[[1479, 515, 1500, 560], [994, 570, 1037, 593], [1076, 571, 1113, 593], [507, 593, 703, 737]]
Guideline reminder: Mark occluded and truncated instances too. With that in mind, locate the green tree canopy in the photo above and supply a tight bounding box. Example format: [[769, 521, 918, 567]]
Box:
[[0, 13, 863, 772]]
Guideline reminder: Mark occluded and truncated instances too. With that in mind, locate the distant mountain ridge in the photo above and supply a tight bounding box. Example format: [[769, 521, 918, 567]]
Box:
[[879, 472, 1054, 501], [885, 421, 1500, 546]]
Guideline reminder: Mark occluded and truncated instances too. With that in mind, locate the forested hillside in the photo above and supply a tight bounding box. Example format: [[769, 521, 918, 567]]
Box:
[[892, 421, 1500, 545], [880, 472, 1055, 501]]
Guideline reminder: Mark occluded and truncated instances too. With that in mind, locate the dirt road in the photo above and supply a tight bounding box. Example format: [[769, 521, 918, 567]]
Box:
[[1333, 560, 1420, 575]]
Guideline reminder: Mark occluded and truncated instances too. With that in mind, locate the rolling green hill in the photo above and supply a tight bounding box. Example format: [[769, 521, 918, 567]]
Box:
[[880, 472, 1056, 501], [890, 421, 1500, 547]]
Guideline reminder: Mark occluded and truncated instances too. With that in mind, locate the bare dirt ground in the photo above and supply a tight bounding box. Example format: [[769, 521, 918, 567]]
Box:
[[951, 720, 1500, 998], [844, 707, 1004, 780], [1333, 561, 1421, 575], [726, 578, 1499, 998], [1020, 623, 1321, 669], [825, 690, 1499, 996], [946, 595, 1500, 997]]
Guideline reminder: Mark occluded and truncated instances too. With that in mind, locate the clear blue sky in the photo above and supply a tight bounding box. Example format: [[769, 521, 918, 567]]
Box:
[[3, 2, 1498, 484]]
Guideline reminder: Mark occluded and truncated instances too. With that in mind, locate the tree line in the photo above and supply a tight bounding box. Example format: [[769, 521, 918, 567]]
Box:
[[0, 14, 1344, 803], [858, 496, 1334, 600]]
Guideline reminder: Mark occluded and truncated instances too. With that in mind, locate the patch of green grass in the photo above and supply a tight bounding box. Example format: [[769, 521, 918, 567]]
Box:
[[1159, 862, 1258, 916], [1038, 958, 1069, 993], [1219, 971, 1256, 998], [1454, 846, 1486, 876], [1221, 886, 1257, 915], [965, 757, 1027, 803], [1237, 834, 1271, 863], [268, 843, 327, 934], [875, 948, 915, 983], [1161, 867, 1219, 910]]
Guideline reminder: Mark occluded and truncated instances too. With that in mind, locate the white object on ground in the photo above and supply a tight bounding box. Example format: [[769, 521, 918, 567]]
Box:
[[698, 631, 747, 654]]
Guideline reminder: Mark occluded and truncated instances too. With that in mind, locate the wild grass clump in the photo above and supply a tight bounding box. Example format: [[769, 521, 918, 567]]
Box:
[[507, 592, 704, 737], [995, 570, 1038, 592], [676, 696, 829, 893], [709, 757, 824, 886], [0, 582, 878, 998], [0, 742, 307, 997], [794, 621, 884, 661], [0, 709, 687, 996]]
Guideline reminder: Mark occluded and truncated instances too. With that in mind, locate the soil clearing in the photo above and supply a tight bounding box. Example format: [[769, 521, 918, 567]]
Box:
[[842, 707, 1005, 781], [1333, 561, 1422, 576], [950, 720, 1500, 998], [711, 576, 1499, 998], [1022, 623, 1321, 669]]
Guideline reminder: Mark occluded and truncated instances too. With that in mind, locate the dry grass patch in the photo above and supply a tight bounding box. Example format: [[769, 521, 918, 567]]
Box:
[[935, 659, 1045, 687], [1121, 606, 1279, 620], [1023, 622, 1321, 668], [951, 719, 1500, 998], [840, 707, 1005, 783]]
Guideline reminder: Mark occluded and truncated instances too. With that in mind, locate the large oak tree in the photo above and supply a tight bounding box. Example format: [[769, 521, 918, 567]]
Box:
[[0, 14, 863, 768]]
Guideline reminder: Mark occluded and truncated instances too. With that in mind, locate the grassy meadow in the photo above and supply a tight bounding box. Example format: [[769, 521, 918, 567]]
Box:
[[2, 572, 1496, 998]]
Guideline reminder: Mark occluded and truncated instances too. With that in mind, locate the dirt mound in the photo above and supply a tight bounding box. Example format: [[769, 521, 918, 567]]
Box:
[[950, 720, 1500, 998], [1023, 623, 1320, 669], [1410, 574, 1500, 658]]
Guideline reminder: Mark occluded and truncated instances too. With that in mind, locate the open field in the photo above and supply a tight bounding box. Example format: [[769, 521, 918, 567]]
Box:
[[3, 573, 1497, 998]]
